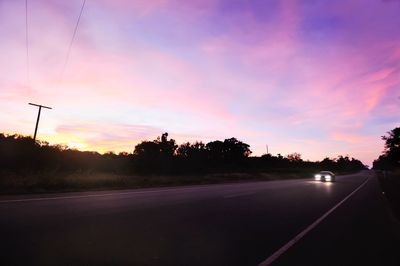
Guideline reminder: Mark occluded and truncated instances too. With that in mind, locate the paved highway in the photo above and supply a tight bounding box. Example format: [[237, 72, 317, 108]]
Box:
[[0, 170, 399, 265]]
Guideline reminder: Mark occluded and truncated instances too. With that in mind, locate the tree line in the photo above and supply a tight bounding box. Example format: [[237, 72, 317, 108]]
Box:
[[0, 132, 366, 176], [373, 127, 400, 170]]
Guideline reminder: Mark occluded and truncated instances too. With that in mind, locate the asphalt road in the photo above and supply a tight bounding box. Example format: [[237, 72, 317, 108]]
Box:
[[0, 170, 399, 265]]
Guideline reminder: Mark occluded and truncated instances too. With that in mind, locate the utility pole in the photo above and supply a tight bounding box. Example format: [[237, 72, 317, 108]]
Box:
[[28, 103, 52, 142], [266, 144, 269, 154]]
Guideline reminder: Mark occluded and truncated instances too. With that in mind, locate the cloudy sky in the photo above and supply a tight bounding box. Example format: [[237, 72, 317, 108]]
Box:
[[1, 0, 399, 165]]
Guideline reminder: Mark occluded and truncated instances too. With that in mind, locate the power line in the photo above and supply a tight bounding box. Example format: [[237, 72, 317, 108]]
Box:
[[25, 0, 31, 95], [59, 0, 87, 83]]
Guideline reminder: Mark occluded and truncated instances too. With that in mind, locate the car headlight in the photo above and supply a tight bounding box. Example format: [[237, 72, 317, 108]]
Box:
[[325, 175, 331, 181], [314, 174, 321, 180]]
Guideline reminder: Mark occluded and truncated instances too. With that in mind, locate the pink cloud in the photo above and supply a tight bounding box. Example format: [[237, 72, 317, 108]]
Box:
[[1, 0, 399, 167], [331, 132, 374, 144]]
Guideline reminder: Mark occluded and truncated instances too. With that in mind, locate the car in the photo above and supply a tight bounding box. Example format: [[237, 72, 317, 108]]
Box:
[[314, 171, 336, 182]]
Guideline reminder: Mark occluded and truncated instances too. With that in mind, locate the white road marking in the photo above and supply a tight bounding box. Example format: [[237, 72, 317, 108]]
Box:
[[0, 186, 215, 204], [224, 192, 255, 198], [258, 176, 370, 266], [0, 179, 304, 204]]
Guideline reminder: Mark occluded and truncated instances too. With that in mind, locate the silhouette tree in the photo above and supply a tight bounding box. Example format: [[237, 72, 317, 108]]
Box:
[[286, 152, 302, 162], [320, 157, 335, 170], [383, 127, 400, 155], [206, 140, 225, 161], [176, 141, 207, 159], [134, 141, 160, 159], [374, 127, 400, 169], [133, 133, 178, 174], [0, 131, 366, 178], [205, 138, 251, 162], [222, 137, 252, 161], [158, 133, 177, 158], [383, 127, 400, 167]]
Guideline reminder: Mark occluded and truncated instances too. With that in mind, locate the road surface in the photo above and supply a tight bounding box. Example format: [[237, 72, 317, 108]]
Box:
[[0, 170, 399, 265]]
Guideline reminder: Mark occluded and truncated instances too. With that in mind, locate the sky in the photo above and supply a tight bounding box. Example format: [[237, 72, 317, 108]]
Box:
[[0, 0, 399, 166]]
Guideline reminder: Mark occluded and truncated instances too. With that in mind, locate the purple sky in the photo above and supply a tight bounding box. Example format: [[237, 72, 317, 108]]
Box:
[[1, 0, 399, 165]]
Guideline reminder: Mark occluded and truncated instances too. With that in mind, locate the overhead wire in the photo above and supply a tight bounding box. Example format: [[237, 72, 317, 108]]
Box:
[[24, 0, 87, 99], [25, 0, 31, 96], [59, 0, 87, 84]]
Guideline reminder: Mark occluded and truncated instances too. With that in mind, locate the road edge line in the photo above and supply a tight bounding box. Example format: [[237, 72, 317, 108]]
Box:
[[258, 176, 370, 266], [0, 186, 211, 204]]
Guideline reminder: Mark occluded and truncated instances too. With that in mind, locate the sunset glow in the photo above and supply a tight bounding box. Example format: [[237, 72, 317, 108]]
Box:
[[1, 0, 399, 165]]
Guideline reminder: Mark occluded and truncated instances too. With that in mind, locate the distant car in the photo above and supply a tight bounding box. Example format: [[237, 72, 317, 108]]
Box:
[[314, 171, 336, 182]]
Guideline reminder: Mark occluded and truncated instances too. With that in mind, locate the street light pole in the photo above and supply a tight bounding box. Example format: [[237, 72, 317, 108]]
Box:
[[28, 103, 52, 142]]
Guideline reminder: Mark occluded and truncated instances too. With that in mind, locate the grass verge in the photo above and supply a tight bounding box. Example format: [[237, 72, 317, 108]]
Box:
[[0, 170, 314, 195], [377, 169, 400, 221]]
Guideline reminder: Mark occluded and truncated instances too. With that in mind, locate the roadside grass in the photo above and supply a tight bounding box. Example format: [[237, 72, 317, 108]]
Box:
[[0, 170, 315, 195], [377, 169, 400, 221], [0, 168, 362, 195]]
